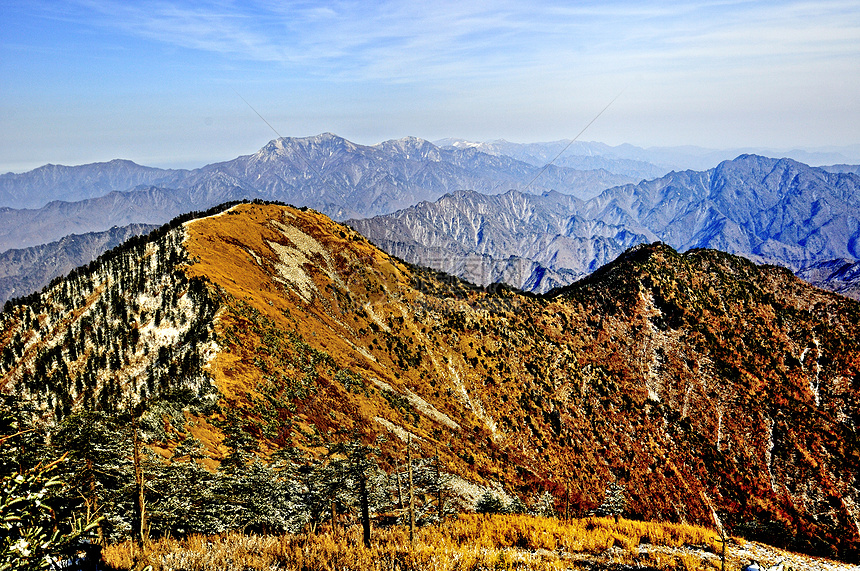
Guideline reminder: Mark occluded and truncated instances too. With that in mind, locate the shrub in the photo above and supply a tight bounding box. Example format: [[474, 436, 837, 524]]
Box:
[[1, 450, 101, 571], [476, 491, 505, 514]]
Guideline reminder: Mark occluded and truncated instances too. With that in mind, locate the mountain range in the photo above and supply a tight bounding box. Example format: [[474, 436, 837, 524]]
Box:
[[0, 134, 626, 303], [0, 223, 157, 304], [436, 138, 860, 177], [2, 135, 859, 306], [350, 155, 860, 296], [0, 133, 633, 244], [1, 203, 857, 560]]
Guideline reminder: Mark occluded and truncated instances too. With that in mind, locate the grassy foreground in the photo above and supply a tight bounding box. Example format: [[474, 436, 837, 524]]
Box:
[[103, 514, 729, 570]]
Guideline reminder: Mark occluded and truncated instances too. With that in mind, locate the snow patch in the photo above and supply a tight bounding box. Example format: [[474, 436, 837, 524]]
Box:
[[368, 377, 459, 430], [267, 219, 345, 302], [446, 475, 514, 510], [375, 417, 422, 443], [448, 362, 498, 438], [716, 409, 722, 451], [363, 302, 391, 332], [402, 388, 460, 430], [764, 416, 779, 494], [246, 248, 263, 267], [841, 495, 860, 538]]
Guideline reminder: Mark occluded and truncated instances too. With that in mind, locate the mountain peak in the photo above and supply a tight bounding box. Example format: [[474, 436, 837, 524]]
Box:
[[375, 136, 440, 159]]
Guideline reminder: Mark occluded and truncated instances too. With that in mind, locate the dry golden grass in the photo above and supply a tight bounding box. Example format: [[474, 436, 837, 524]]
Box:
[[102, 514, 724, 571]]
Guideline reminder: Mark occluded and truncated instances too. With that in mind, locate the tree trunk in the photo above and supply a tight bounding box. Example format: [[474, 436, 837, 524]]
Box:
[[331, 499, 338, 537], [132, 416, 147, 545], [407, 437, 415, 543], [435, 447, 444, 522], [565, 482, 570, 522], [395, 463, 405, 512], [87, 458, 104, 544], [359, 472, 371, 548]]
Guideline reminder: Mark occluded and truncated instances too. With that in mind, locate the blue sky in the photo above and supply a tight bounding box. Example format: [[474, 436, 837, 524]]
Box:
[[2, 0, 859, 172]]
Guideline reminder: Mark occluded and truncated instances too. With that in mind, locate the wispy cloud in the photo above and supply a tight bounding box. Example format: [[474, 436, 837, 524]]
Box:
[[40, 0, 857, 87], [3, 0, 858, 171]]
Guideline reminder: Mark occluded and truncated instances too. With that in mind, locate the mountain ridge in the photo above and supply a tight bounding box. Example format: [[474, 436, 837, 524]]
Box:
[[2, 139, 859, 304], [0, 223, 159, 305], [1, 202, 857, 560], [0, 159, 191, 210]]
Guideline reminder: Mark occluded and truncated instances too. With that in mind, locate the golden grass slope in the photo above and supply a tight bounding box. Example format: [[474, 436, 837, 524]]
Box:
[[179, 203, 860, 560], [103, 514, 857, 571]]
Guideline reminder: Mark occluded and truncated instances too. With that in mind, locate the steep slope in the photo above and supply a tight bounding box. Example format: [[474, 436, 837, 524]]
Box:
[[0, 203, 858, 560], [0, 223, 158, 305]]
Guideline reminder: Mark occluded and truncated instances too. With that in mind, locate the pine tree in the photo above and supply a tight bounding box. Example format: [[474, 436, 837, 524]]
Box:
[[1, 399, 101, 570], [53, 411, 132, 544], [530, 491, 558, 518], [595, 482, 627, 523], [476, 491, 505, 514], [327, 437, 386, 548]]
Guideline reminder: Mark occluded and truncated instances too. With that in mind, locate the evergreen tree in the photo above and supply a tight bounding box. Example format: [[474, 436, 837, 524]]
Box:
[[530, 491, 558, 518], [327, 437, 386, 548], [475, 491, 505, 514], [595, 482, 627, 523], [52, 411, 133, 544], [0, 400, 100, 570]]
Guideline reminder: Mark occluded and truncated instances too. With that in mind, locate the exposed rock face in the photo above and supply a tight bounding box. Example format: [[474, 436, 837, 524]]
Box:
[[1, 203, 857, 560], [795, 259, 860, 301], [584, 155, 860, 269], [348, 189, 650, 292]]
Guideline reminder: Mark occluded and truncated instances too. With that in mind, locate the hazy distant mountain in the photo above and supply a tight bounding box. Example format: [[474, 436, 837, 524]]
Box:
[[436, 138, 668, 180], [796, 259, 860, 301], [182, 134, 633, 217], [0, 159, 190, 209], [0, 134, 633, 254], [351, 155, 860, 295], [437, 138, 860, 178], [821, 164, 860, 175], [0, 177, 256, 252], [0, 223, 158, 304], [4, 136, 858, 301]]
